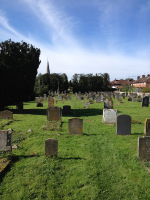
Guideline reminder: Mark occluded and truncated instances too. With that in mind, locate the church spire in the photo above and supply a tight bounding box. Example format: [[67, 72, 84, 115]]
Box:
[[46, 59, 50, 74]]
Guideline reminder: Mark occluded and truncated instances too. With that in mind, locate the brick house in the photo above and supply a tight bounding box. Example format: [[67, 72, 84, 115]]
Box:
[[132, 74, 150, 88], [110, 79, 134, 90]]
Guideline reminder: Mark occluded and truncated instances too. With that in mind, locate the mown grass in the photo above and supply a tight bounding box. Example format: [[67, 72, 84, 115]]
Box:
[[0, 96, 150, 199]]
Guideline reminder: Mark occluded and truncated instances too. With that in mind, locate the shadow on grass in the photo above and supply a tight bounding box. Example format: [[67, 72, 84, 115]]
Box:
[[131, 133, 145, 136], [58, 157, 85, 160], [63, 108, 103, 117], [8, 109, 46, 116]]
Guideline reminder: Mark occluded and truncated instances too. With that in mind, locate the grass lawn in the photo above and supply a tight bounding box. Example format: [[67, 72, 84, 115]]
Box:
[[0, 95, 150, 200]]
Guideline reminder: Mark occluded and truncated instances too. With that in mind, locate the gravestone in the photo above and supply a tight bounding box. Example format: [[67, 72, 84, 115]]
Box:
[[84, 102, 90, 108], [68, 118, 83, 135], [47, 106, 62, 121], [48, 97, 54, 107], [58, 94, 62, 101], [128, 97, 132, 101], [63, 105, 71, 114], [0, 130, 12, 151], [89, 100, 94, 104], [37, 98, 43, 107], [133, 97, 136, 102], [44, 94, 47, 99], [103, 109, 118, 124], [116, 114, 131, 135], [142, 96, 149, 107], [138, 137, 150, 161], [145, 119, 150, 136], [104, 99, 113, 109], [96, 96, 101, 103], [0, 110, 13, 119], [45, 138, 58, 156], [137, 96, 142, 102], [16, 102, 23, 109]]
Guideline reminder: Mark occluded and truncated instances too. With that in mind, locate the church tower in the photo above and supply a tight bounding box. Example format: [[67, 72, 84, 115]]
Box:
[[46, 60, 50, 74]]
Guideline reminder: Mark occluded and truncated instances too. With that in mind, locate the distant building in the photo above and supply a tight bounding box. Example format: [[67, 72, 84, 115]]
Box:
[[46, 60, 50, 74], [110, 79, 134, 90], [132, 74, 150, 88]]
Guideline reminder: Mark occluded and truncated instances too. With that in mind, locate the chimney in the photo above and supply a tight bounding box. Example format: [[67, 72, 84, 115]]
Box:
[[147, 74, 150, 77], [137, 76, 140, 80], [142, 75, 145, 78]]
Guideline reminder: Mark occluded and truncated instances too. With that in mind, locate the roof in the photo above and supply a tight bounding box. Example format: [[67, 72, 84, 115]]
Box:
[[133, 76, 150, 84], [110, 79, 134, 85]]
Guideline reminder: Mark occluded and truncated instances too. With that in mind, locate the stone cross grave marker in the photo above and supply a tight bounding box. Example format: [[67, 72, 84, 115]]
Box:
[[68, 118, 83, 135], [103, 109, 118, 124], [0, 110, 13, 119], [0, 130, 12, 151], [37, 97, 43, 107], [45, 138, 58, 156], [47, 106, 62, 121], [48, 97, 54, 107], [63, 105, 71, 114], [145, 119, 150, 136], [116, 114, 131, 135], [142, 96, 149, 107], [138, 136, 150, 161]]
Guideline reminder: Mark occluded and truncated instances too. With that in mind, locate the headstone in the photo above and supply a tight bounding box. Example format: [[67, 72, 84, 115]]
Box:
[[48, 97, 54, 107], [45, 138, 58, 156], [142, 96, 149, 107], [103, 109, 118, 124], [16, 102, 23, 109], [128, 97, 132, 101], [137, 96, 142, 102], [84, 102, 90, 108], [104, 99, 113, 109], [0, 110, 13, 119], [0, 130, 11, 151], [96, 96, 101, 103], [58, 95, 62, 101], [44, 94, 47, 99], [47, 106, 62, 121], [68, 118, 83, 135], [89, 100, 94, 104], [133, 97, 136, 102], [63, 105, 71, 114], [138, 137, 150, 161], [116, 114, 131, 135], [37, 97, 43, 107], [145, 119, 150, 136]]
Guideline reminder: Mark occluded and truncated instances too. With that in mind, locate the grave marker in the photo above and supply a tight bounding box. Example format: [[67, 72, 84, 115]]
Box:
[[45, 138, 58, 156], [68, 118, 83, 135], [145, 119, 150, 136], [37, 98, 43, 107], [142, 96, 149, 107], [48, 97, 54, 107], [138, 137, 150, 161], [103, 109, 118, 124], [0, 130, 11, 151], [0, 110, 13, 119], [47, 106, 62, 121], [116, 114, 131, 135]]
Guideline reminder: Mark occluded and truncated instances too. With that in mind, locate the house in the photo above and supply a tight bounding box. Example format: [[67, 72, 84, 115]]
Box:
[[132, 74, 150, 88], [110, 79, 134, 90]]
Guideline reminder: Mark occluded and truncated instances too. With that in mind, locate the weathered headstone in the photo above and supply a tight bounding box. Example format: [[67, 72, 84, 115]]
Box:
[[116, 114, 131, 135], [45, 138, 58, 156], [103, 109, 118, 124], [128, 97, 132, 101], [145, 119, 150, 136], [63, 105, 71, 114], [133, 97, 136, 102], [96, 96, 101, 103], [142, 96, 149, 107], [138, 137, 150, 161], [68, 118, 83, 135], [16, 102, 23, 109], [104, 99, 113, 109], [0, 130, 11, 151], [58, 94, 62, 101], [44, 94, 47, 99], [48, 97, 54, 107], [0, 110, 13, 119], [47, 106, 62, 121], [37, 98, 43, 107], [84, 102, 90, 108]]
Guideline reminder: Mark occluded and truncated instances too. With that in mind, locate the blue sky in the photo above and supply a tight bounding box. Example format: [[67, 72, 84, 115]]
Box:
[[0, 0, 150, 81]]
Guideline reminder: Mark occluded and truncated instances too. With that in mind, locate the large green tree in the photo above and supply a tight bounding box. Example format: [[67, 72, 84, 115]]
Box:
[[0, 39, 41, 110]]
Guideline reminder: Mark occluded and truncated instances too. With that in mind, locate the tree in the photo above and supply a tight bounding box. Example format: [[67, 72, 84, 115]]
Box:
[[103, 73, 110, 90], [0, 39, 41, 110]]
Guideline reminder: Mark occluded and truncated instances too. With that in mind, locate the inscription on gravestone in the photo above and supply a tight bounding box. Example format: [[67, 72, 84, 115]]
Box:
[[145, 119, 150, 136], [47, 106, 62, 121], [138, 137, 150, 161], [45, 138, 58, 156], [48, 97, 54, 107], [68, 118, 83, 135], [0, 110, 13, 119], [116, 114, 131, 135], [0, 130, 12, 151]]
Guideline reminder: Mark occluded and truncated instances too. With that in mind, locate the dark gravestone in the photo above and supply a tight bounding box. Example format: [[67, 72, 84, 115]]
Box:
[[48, 97, 54, 107], [16, 102, 23, 109], [0, 110, 13, 119], [104, 99, 113, 109], [138, 137, 150, 161], [37, 98, 43, 107], [116, 114, 131, 135], [63, 105, 71, 114], [145, 119, 150, 136], [128, 97, 132, 101], [68, 118, 83, 135], [142, 96, 149, 107], [0, 130, 12, 151], [45, 138, 58, 156], [47, 107, 62, 121]]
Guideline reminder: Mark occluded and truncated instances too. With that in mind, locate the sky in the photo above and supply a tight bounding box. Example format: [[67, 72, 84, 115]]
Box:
[[0, 0, 150, 81]]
